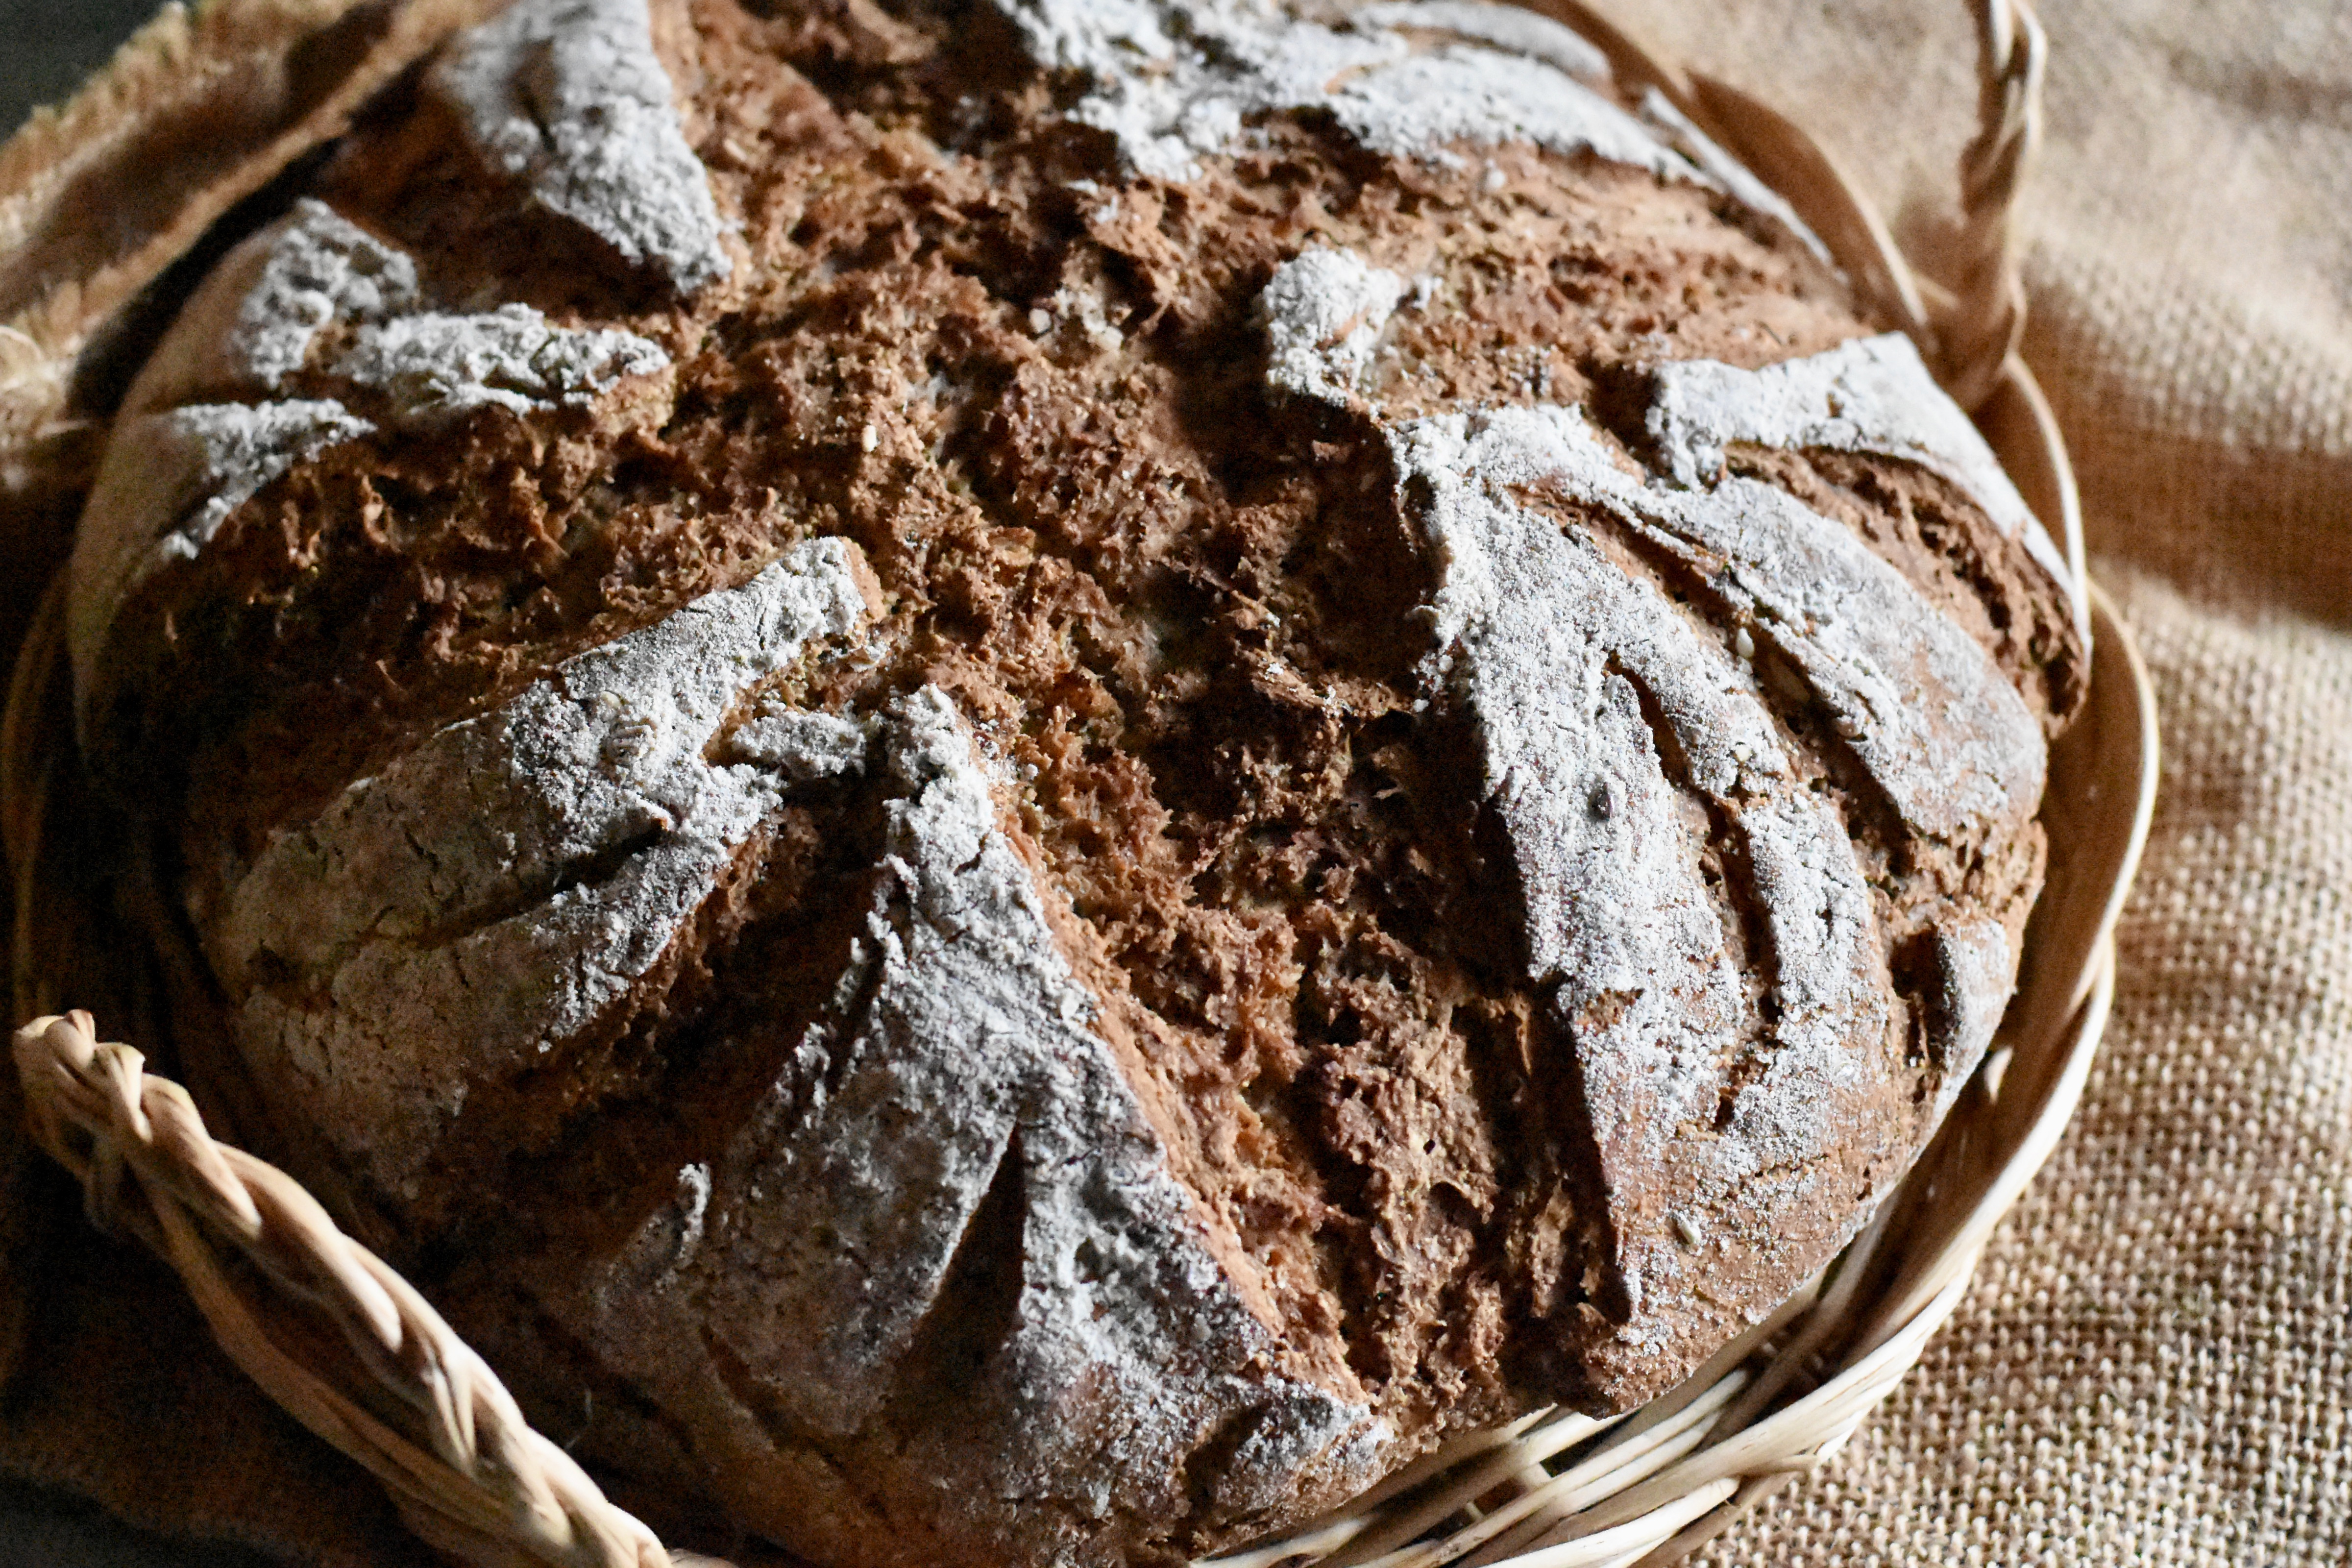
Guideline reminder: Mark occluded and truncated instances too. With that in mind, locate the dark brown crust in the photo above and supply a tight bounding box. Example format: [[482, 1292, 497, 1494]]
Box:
[[70, 1, 2086, 1563]]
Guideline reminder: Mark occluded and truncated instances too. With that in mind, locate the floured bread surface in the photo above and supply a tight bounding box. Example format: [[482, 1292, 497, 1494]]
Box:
[[72, 2, 2085, 1566], [431, 0, 732, 291], [1262, 255, 2059, 1382]]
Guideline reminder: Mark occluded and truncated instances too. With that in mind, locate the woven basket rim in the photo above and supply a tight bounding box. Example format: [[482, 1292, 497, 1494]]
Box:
[[0, 4, 2160, 1568]]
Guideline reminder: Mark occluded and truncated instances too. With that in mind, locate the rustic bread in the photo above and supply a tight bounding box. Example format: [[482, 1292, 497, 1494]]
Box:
[[64, 0, 2086, 1563]]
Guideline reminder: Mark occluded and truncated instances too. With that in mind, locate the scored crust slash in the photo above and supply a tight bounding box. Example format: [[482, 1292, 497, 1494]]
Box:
[[8, 1, 2117, 1567]]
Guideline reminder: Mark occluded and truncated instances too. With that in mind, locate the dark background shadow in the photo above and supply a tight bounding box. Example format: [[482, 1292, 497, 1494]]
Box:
[[1, 0, 175, 138]]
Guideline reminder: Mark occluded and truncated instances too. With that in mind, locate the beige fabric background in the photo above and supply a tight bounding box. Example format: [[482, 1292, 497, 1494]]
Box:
[[2, 0, 2349, 1563]]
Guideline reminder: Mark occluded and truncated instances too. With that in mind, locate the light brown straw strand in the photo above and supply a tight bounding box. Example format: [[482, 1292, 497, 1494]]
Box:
[[1940, 0, 2047, 409], [9, 1010, 704, 1568]]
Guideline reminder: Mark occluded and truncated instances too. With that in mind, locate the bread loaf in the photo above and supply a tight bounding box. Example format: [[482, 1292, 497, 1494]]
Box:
[[65, 0, 2086, 1563]]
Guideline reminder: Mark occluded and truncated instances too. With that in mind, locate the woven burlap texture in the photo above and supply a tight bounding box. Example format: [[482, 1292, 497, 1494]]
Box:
[[2, 0, 2347, 1564]]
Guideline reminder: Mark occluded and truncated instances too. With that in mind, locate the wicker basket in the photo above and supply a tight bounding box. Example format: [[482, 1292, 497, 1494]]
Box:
[[0, 3, 2160, 1567]]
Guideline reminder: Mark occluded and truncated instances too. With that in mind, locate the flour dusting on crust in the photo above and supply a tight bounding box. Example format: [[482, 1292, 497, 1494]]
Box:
[[1387, 405, 1901, 1331], [1354, 1, 1609, 82], [432, 0, 731, 292], [1257, 243, 2039, 1364], [1917, 916, 2013, 1131], [1647, 333, 2075, 600], [1614, 471, 2046, 845], [543, 687, 1387, 1547], [1395, 407, 1747, 1118], [68, 400, 375, 688], [122, 200, 419, 412], [215, 538, 876, 1198], [996, 0, 1724, 186], [1258, 246, 1408, 405], [69, 206, 670, 707], [333, 305, 669, 425]]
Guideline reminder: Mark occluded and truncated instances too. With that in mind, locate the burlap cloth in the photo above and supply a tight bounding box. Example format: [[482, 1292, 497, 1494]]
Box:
[[2, 0, 2347, 1562]]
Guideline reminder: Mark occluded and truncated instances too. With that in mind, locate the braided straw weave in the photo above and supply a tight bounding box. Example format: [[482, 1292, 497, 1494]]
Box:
[[0, 3, 2158, 1567]]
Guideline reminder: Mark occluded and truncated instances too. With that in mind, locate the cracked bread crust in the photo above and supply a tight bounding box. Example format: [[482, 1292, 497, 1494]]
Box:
[[68, 1, 2084, 1564]]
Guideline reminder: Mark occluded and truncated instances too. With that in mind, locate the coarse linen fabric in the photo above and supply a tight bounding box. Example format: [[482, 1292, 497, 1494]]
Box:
[[0, 1, 2348, 1565]]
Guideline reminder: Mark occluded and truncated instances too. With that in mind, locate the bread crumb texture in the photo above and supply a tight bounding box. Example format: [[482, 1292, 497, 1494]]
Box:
[[66, 1, 2085, 1563]]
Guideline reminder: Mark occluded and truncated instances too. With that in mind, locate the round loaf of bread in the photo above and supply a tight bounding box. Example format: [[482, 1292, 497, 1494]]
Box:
[[65, 0, 2086, 1563]]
